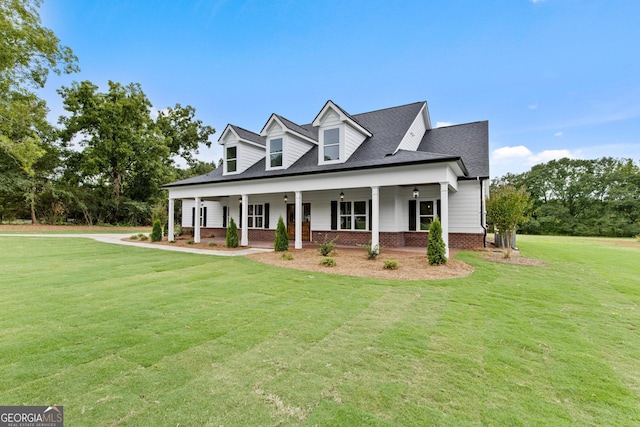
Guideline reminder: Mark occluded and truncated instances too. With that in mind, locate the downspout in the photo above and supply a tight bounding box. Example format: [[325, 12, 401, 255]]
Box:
[[479, 177, 487, 248]]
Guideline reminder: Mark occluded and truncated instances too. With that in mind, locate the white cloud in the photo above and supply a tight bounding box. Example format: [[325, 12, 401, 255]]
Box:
[[554, 131, 563, 137], [491, 145, 575, 178], [435, 121, 453, 128]]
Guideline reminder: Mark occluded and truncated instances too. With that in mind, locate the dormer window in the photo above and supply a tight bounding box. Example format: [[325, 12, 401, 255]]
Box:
[[269, 138, 283, 168], [226, 146, 237, 173], [323, 128, 340, 161]]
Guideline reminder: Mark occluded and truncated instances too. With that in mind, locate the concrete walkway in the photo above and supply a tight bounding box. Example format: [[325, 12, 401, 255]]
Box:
[[0, 233, 273, 256]]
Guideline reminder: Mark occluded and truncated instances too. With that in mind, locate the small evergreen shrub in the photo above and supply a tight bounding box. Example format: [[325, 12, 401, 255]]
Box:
[[208, 242, 217, 247], [169, 240, 176, 244], [274, 216, 289, 252], [151, 219, 162, 242], [358, 241, 380, 260], [383, 259, 399, 270], [320, 257, 336, 267], [187, 240, 195, 245], [281, 252, 294, 261], [130, 235, 138, 240], [139, 235, 149, 241], [226, 217, 239, 248], [316, 233, 338, 256], [427, 216, 447, 265]]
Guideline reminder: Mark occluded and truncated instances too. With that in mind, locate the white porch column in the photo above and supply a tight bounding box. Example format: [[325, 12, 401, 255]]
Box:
[[167, 198, 175, 240], [294, 191, 302, 249], [440, 182, 449, 258], [241, 194, 249, 246], [194, 196, 201, 243], [371, 186, 380, 252]]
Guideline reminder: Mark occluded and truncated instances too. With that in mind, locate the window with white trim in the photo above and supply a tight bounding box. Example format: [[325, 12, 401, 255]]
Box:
[[269, 138, 283, 168], [419, 200, 436, 230], [226, 146, 237, 172], [340, 201, 367, 230], [323, 128, 340, 161], [247, 204, 264, 228]]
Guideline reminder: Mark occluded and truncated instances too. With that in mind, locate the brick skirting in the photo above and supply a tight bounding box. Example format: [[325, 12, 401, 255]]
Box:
[[182, 227, 485, 249]]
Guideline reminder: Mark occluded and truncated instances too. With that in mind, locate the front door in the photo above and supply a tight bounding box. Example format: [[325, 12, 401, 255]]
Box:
[[287, 203, 311, 241]]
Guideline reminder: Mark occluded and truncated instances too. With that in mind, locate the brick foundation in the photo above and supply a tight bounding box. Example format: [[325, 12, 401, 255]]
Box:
[[183, 227, 485, 249]]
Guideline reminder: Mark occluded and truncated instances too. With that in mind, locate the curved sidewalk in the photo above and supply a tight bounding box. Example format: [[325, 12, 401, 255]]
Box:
[[0, 233, 272, 256]]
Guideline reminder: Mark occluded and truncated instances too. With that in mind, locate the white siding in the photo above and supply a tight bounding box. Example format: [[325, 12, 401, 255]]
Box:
[[238, 143, 265, 173], [181, 200, 224, 228], [449, 180, 483, 233], [285, 135, 314, 168], [344, 123, 367, 160], [395, 108, 427, 152]]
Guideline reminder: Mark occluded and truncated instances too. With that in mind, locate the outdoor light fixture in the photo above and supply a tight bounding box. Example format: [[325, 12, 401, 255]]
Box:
[[283, 193, 288, 203], [340, 191, 345, 200], [238, 196, 242, 203], [413, 186, 420, 198]]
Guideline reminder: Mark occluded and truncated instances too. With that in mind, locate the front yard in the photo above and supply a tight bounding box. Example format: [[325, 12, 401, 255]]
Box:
[[0, 234, 638, 425]]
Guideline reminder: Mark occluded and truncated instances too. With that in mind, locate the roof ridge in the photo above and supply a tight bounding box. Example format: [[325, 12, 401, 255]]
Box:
[[230, 124, 262, 136], [352, 101, 426, 117]]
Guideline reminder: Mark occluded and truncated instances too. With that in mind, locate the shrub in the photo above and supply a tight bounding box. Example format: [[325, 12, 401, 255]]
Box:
[[139, 235, 149, 241], [316, 233, 338, 256], [208, 242, 217, 247], [130, 235, 138, 240], [168, 240, 176, 244], [151, 219, 162, 242], [383, 259, 398, 270], [281, 252, 294, 261], [320, 257, 336, 267], [358, 241, 380, 260], [427, 216, 447, 265], [174, 224, 183, 236], [274, 216, 289, 252], [187, 240, 195, 245], [226, 217, 239, 248]]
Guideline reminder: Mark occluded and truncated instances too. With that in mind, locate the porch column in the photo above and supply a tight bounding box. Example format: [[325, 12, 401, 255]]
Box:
[[371, 186, 380, 252], [440, 182, 449, 257], [167, 198, 175, 240], [294, 191, 302, 249], [194, 196, 201, 243], [241, 194, 249, 246]]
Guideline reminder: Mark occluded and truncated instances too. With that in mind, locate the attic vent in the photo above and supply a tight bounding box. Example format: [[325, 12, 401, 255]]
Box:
[[410, 131, 415, 137]]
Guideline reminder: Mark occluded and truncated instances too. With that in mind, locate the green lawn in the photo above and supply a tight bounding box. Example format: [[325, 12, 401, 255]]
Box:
[[0, 235, 638, 426]]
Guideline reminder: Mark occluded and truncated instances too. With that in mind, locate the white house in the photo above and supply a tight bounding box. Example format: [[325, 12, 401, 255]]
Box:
[[163, 100, 490, 255]]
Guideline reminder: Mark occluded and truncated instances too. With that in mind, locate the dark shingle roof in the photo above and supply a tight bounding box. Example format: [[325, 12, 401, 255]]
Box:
[[229, 125, 265, 145], [164, 101, 489, 187], [273, 114, 318, 141]]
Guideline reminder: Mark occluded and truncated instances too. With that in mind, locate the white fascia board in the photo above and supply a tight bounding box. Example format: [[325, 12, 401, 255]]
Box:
[[312, 101, 372, 137], [218, 124, 237, 145], [167, 161, 462, 200], [261, 114, 317, 145]]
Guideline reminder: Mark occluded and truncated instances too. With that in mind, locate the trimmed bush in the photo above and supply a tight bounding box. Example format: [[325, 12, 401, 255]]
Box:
[[427, 216, 447, 265], [226, 217, 239, 248], [130, 235, 138, 240], [320, 257, 336, 267], [281, 252, 294, 261], [274, 216, 289, 251], [383, 259, 399, 270], [208, 242, 217, 247], [151, 219, 162, 242], [139, 235, 149, 241]]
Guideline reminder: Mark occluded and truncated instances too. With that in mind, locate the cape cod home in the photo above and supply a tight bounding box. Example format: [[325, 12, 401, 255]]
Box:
[[162, 100, 489, 255]]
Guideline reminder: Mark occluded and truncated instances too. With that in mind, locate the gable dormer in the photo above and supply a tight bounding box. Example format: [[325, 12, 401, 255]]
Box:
[[219, 124, 265, 175], [312, 101, 372, 165], [393, 101, 431, 154], [260, 114, 317, 171]]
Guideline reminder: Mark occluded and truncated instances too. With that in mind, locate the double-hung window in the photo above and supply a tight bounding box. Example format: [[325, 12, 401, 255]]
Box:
[[323, 128, 340, 161], [419, 200, 436, 230], [269, 138, 283, 168], [248, 204, 263, 228], [226, 146, 237, 173], [340, 201, 367, 230]]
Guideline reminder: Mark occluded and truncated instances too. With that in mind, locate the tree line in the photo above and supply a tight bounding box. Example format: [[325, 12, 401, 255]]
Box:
[[492, 157, 640, 237], [1, 0, 216, 225]]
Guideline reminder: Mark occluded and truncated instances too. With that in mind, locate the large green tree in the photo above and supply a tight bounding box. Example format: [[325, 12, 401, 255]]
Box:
[[57, 80, 214, 224], [494, 157, 640, 237], [0, 0, 78, 223]]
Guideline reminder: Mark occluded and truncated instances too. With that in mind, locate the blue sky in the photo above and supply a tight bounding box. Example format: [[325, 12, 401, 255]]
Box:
[[39, 0, 639, 178]]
